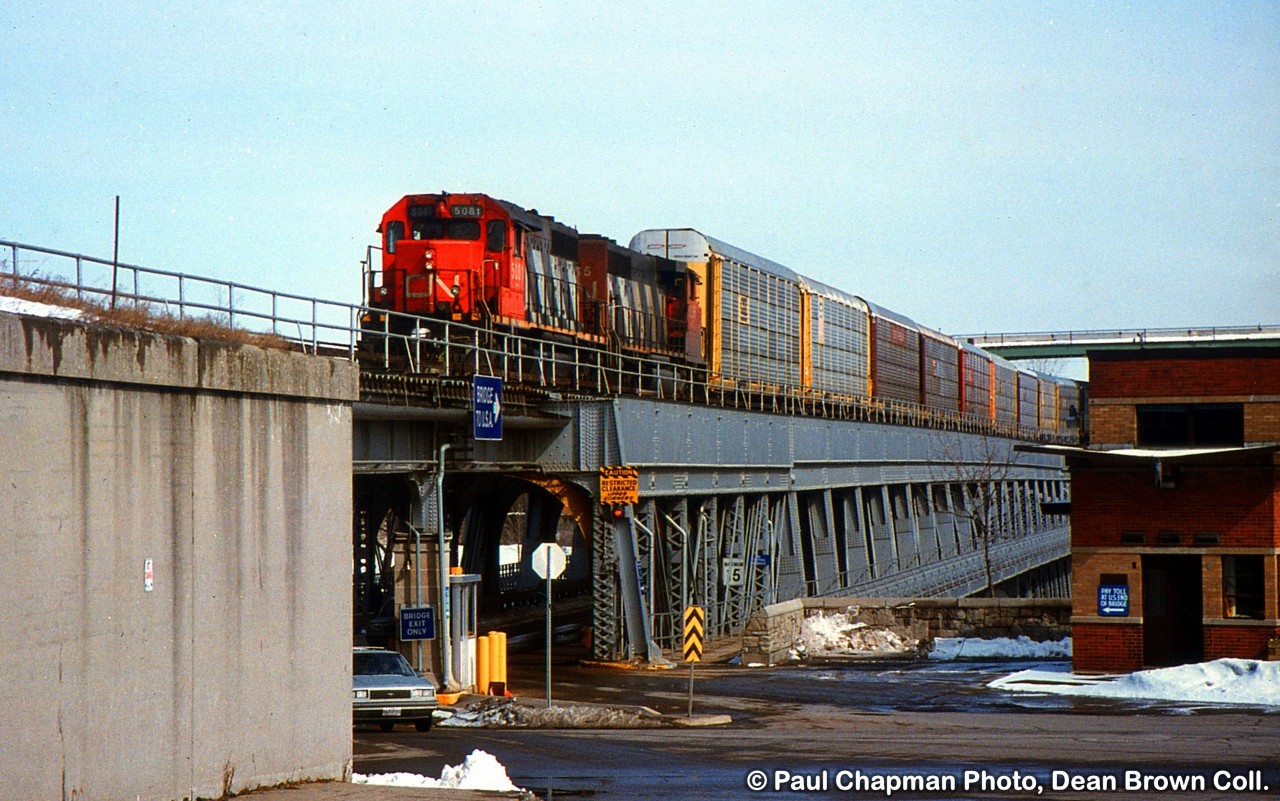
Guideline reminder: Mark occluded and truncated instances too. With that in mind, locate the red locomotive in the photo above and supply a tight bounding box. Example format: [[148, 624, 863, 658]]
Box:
[[366, 193, 703, 362]]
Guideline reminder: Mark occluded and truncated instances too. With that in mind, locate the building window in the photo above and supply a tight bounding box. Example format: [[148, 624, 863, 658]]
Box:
[[1222, 556, 1265, 620], [1135, 403, 1244, 448]]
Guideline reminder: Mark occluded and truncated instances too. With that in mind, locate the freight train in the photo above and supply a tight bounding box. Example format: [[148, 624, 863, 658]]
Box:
[[364, 192, 1081, 438]]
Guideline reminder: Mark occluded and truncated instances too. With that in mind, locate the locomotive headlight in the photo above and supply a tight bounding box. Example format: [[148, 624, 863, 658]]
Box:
[[377, 287, 388, 298], [450, 285, 461, 297]]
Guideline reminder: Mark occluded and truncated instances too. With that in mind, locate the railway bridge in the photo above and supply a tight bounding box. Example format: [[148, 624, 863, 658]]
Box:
[[352, 348, 1072, 668], [4, 240, 1072, 671]]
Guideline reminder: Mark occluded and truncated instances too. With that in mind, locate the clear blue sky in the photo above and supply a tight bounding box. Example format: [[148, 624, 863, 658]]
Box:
[[3, 1, 1277, 336]]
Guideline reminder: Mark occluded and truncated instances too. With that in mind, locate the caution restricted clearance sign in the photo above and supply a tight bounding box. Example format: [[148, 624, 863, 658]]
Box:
[[599, 466, 639, 506]]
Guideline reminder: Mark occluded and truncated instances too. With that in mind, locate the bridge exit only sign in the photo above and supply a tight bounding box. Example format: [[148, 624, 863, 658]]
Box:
[[473, 375, 503, 441], [399, 606, 437, 641]]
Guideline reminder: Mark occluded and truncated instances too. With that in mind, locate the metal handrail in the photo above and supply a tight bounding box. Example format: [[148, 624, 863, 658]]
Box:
[[2, 238, 360, 358], [1, 238, 1077, 442], [962, 324, 1280, 347]]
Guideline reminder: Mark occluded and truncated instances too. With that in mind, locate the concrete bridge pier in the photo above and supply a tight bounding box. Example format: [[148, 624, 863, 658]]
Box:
[[1, 312, 358, 801]]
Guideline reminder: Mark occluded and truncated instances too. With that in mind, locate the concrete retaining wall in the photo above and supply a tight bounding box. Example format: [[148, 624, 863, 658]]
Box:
[[0, 313, 359, 801], [743, 596, 1072, 666]]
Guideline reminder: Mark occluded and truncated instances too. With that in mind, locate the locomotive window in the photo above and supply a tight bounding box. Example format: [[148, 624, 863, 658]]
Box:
[[486, 220, 506, 252], [384, 220, 405, 254], [411, 220, 481, 241]]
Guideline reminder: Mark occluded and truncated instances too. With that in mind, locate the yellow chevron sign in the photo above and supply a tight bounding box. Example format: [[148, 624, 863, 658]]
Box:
[[682, 605, 705, 662]]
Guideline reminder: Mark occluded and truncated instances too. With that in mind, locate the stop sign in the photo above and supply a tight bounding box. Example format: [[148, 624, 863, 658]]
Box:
[[530, 543, 567, 580]]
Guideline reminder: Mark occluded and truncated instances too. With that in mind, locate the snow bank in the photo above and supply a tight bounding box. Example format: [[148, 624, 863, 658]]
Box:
[[929, 636, 1071, 660], [0, 295, 83, 320], [990, 658, 1280, 707], [353, 748, 523, 792], [790, 611, 917, 659]]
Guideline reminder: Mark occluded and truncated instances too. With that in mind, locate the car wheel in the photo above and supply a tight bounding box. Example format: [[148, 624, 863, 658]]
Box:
[[414, 718, 432, 732], [379, 721, 395, 732]]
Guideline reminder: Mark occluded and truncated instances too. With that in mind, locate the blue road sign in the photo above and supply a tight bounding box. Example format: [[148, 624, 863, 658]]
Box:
[[1097, 584, 1129, 617], [473, 375, 503, 441], [399, 606, 437, 641]]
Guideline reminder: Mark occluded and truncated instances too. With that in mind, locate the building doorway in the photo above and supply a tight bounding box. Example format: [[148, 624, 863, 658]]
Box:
[[1141, 555, 1203, 667]]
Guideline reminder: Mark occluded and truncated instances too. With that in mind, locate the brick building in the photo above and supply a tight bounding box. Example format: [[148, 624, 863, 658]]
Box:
[[1037, 346, 1280, 673]]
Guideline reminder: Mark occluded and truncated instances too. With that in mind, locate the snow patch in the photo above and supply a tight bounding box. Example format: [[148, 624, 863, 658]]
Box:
[[353, 748, 523, 792], [990, 658, 1280, 707], [439, 696, 660, 728], [929, 636, 1072, 660], [0, 295, 83, 320], [790, 611, 917, 660]]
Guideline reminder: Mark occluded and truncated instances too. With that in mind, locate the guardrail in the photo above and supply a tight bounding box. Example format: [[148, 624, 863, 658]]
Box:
[[962, 324, 1280, 348], [1, 238, 1072, 440], [2, 239, 361, 357]]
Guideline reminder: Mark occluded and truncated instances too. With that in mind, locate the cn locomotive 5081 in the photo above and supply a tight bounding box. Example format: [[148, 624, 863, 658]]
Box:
[[365, 192, 1080, 437]]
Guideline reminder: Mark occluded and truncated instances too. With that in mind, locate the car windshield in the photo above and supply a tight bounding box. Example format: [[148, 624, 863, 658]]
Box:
[[353, 651, 417, 677]]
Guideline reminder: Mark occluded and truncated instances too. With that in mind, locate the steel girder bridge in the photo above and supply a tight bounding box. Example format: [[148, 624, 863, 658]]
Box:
[[354, 393, 1070, 663], [2, 239, 1072, 663]]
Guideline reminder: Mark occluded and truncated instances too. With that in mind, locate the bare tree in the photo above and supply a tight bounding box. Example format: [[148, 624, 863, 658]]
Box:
[[930, 431, 1023, 597]]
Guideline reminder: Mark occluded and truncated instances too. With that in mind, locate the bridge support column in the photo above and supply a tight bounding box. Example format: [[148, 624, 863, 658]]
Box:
[[407, 469, 455, 687], [612, 508, 666, 664]]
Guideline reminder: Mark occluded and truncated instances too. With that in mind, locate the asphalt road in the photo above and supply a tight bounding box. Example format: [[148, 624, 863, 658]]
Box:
[[354, 653, 1280, 801]]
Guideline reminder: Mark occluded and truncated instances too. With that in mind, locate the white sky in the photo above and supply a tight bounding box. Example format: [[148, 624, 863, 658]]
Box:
[[3, 1, 1277, 335]]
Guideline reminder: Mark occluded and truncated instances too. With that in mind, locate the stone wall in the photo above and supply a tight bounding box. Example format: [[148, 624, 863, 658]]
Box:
[[0, 313, 359, 801], [742, 596, 1072, 666]]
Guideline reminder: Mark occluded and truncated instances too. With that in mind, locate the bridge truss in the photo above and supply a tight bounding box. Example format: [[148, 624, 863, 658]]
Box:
[[6, 239, 1071, 662]]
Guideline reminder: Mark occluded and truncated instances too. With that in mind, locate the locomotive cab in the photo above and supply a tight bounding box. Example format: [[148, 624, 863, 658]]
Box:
[[371, 194, 527, 327]]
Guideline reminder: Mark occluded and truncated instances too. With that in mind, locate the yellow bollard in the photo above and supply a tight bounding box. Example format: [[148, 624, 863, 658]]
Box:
[[495, 630, 508, 692], [476, 634, 490, 695], [487, 631, 503, 696]]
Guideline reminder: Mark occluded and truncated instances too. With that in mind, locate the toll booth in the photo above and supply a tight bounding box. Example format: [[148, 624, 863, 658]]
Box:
[[448, 572, 481, 691]]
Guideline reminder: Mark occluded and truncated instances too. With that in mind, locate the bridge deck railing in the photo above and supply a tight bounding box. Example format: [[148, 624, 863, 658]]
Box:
[[2, 239, 1074, 441], [2, 239, 362, 357], [964, 324, 1280, 347]]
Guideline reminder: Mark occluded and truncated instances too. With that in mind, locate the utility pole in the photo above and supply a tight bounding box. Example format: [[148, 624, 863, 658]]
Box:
[[110, 196, 120, 309]]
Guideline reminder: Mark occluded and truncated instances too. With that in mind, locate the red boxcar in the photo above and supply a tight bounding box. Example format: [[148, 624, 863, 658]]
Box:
[[868, 303, 922, 405], [960, 342, 992, 420], [920, 325, 960, 412]]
